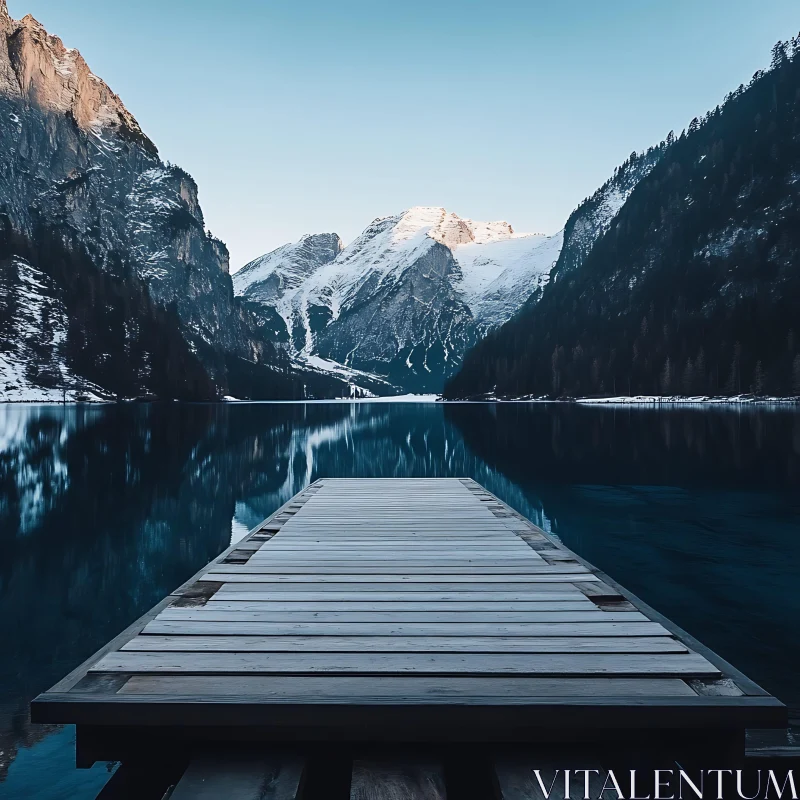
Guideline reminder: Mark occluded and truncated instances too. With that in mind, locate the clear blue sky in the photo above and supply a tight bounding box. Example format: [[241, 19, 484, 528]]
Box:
[[8, 0, 800, 268]]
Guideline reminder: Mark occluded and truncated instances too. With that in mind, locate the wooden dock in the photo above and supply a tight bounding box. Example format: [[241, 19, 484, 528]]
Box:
[[32, 478, 786, 798]]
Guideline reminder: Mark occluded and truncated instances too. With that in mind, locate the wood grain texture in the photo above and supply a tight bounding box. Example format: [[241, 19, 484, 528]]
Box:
[[115, 674, 701, 698], [350, 759, 446, 800], [209, 591, 585, 602], [199, 600, 594, 612], [122, 635, 688, 654], [90, 651, 720, 676], [149, 610, 645, 623], [141, 620, 672, 637]]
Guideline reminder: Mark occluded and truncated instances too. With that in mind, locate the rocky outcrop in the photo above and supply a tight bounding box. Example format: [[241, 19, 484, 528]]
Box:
[[0, 0, 338, 399], [0, 5, 153, 149]]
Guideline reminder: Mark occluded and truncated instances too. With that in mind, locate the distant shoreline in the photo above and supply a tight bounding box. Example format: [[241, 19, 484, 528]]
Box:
[[442, 394, 800, 406], [2, 393, 799, 406]]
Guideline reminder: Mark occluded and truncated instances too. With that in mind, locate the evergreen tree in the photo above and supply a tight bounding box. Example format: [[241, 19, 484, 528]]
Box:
[[793, 355, 800, 395], [752, 360, 765, 395]]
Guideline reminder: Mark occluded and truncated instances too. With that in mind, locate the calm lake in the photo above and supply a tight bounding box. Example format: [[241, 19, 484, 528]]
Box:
[[0, 401, 798, 797]]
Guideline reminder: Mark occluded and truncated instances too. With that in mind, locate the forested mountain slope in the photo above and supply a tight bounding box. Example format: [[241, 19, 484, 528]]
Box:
[[445, 39, 800, 399]]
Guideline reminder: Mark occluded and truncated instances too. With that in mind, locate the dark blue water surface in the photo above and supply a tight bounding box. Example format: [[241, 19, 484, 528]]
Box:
[[0, 401, 798, 797]]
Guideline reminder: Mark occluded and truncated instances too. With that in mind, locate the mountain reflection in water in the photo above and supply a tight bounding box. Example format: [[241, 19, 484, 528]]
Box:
[[0, 401, 797, 797]]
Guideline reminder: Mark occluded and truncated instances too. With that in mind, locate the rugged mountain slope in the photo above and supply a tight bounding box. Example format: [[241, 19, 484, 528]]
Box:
[[0, 1, 343, 400], [550, 147, 664, 282], [235, 207, 562, 393], [445, 39, 800, 399], [234, 233, 343, 345]]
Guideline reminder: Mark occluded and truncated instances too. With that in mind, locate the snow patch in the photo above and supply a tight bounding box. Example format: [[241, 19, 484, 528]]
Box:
[[0, 258, 108, 402]]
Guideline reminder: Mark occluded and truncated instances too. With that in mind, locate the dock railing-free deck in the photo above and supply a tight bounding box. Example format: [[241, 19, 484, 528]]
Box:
[[32, 478, 787, 796]]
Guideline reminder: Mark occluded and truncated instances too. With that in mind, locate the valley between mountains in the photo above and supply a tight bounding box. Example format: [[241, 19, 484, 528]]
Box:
[[1, 0, 798, 401]]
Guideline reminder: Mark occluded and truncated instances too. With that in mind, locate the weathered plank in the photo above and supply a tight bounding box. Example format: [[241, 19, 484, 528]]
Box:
[[90, 651, 720, 676], [206, 574, 602, 584], [142, 621, 672, 637], [150, 610, 645, 623], [210, 582, 599, 592], [199, 601, 595, 612], [208, 566, 586, 575], [170, 753, 305, 800], [350, 759, 446, 800], [575, 581, 625, 601], [116, 675, 700, 699], [122, 635, 688, 654], [242, 560, 548, 567], [209, 591, 586, 602]]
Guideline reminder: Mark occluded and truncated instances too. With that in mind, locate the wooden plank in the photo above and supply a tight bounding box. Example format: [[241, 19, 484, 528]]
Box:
[[689, 678, 745, 697], [123, 635, 687, 654], [231, 541, 266, 551], [252, 527, 551, 538], [575, 581, 625, 601], [116, 675, 700, 699], [211, 582, 599, 592], [270, 524, 529, 528], [242, 559, 547, 566], [210, 591, 586, 602], [90, 652, 720, 676], [207, 574, 602, 584], [170, 753, 305, 800], [208, 566, 583, 575], [259, 533, 529, 537], [246, 536, 533, 544], [152, 610, 643, 623], [350, 758, 445, 800], [250, 551, 540, 557], [249, 547, 536, 553], [142, 621, 671, 637], [200, 601, 597, 612]]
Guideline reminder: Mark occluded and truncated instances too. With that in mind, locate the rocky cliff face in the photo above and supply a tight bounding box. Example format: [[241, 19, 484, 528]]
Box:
[[234, 233, 343, 346], [0, 3, 148, 140], [0, 1, 328, 400], [234, 207, 562, 393]]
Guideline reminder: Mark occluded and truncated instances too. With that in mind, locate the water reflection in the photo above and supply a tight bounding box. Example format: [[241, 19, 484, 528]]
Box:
[[0, 401, 798, 797]]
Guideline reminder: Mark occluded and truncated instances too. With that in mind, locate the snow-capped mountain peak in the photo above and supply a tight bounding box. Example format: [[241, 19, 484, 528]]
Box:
[[234, 206, 563, 392], [233, 233, 342, 305], [373, 206, 521, 250]]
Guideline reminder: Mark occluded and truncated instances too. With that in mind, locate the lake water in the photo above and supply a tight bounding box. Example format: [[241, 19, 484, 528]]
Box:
[[0, 401, 798, 797]]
